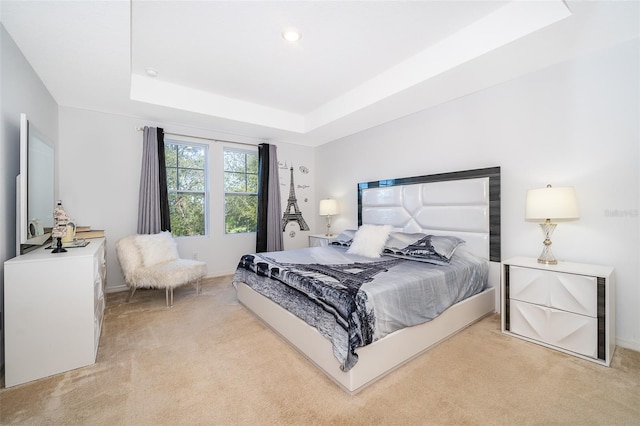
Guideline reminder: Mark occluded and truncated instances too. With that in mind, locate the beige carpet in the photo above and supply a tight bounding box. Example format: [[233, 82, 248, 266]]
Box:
[[1, 276, 639, 425]]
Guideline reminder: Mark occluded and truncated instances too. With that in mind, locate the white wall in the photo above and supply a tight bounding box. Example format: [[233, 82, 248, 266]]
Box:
[[316, 39, 640, 351], [58, 107, 316, 293], [0, 24, 59, 367]]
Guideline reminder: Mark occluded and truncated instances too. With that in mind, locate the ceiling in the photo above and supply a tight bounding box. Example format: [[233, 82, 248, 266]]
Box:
[[1, 1, 638, 146]]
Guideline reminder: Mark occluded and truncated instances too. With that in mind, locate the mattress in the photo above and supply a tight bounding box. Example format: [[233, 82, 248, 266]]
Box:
[[232, 245, 487, 371]]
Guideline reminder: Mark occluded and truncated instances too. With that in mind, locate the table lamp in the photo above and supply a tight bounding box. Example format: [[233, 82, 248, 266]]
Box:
[[525, 184, 579, 265], [52, 200, 69, 253], [319, 199, 339, 237]]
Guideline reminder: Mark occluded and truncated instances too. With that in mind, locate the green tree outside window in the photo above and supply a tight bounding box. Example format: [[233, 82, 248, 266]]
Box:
[[224, 148, 258, 233], [165, 141, 208, 237]]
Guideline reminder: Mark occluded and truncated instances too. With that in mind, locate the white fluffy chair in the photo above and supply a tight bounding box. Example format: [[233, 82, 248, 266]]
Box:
[[115, 231, 207, 307]]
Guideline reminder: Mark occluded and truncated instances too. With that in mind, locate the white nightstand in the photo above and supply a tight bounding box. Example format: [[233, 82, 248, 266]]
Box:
[[501, 257, 615, 366], [308, 234, 337, 247]]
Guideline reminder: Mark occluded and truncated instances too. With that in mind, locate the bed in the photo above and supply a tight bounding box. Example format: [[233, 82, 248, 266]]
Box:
[[233, 167, 501, 393]]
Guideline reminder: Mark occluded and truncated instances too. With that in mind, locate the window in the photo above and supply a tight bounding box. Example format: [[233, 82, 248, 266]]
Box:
[[224, 148, 258, 233], [165, 141, 208, 237]]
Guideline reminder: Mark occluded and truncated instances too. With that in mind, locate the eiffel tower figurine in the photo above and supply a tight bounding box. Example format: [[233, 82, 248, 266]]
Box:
[[282, 166, 310, 232]]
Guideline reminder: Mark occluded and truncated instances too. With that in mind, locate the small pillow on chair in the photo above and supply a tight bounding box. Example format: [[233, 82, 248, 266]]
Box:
[[135, 231, 180, 266]]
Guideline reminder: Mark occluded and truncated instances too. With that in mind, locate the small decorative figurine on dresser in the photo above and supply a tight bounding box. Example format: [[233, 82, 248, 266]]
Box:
[[51, 200, 69, 253]]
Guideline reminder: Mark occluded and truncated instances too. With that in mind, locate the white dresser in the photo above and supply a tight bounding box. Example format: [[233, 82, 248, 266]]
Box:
[[501, 257, 615, 366], [4, 238, 106, 387]]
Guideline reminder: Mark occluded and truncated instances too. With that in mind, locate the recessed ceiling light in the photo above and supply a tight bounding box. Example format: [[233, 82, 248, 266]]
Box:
[[281, 29, 302, 42], [145, 67, 159, 78]]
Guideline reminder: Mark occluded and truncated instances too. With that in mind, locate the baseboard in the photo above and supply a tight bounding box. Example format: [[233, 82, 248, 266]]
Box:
[[616, 337, 640, 352], [104, 273, 231, 294]]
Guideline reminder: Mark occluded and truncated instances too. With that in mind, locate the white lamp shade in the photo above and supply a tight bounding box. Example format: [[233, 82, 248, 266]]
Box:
[[525, 186, 579, 220], [319, 199, 339, 216]]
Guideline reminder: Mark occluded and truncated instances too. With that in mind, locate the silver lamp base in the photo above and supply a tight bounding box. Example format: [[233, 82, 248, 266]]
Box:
[[325, 214, 333, 237], [537, 219, 557, 265]]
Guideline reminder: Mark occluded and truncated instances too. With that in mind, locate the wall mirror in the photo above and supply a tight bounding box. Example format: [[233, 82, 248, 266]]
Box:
[[18, 113, 54, 253]]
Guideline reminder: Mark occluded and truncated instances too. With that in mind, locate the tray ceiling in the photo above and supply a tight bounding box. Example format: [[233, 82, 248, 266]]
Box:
[[1, 1, 638, 146]]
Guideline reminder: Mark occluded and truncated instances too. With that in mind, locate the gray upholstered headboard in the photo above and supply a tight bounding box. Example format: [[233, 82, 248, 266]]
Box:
[[357, 167, 500, 262]]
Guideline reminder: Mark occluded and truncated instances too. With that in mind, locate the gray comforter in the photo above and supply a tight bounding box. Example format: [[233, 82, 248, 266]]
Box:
[[233, 245, 487, 371]]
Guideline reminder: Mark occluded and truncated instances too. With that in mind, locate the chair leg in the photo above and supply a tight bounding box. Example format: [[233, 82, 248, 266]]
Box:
[[127, 287, 137, 303], [195, 278, 201, 294], [165, 287, 174, 308]]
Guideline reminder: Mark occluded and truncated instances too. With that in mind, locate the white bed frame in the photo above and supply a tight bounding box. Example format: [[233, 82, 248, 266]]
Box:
[[237, 167, 501, 393]]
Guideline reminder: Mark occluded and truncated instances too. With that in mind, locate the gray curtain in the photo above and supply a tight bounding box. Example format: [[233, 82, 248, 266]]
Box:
[[256, 143, 283, 252], [156, 129, 171, 232], [137, 126, 167, 234]]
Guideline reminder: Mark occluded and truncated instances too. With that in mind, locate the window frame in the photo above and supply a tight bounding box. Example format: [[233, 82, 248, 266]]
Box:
[[223, 146, 259, 235], [164, 138, 209, 238]]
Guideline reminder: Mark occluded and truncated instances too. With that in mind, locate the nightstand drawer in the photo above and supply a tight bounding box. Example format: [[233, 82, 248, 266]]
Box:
[[509, 266, 597, 317], [309, 235, 336, 247], [510, 299, 598, 358]]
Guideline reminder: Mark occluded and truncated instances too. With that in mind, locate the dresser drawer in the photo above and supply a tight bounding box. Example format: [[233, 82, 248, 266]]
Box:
[[94, 276, 104, 308], [510, 299, 597, 358], [509, 266, 597, 317], [94, 300, 104, 357]]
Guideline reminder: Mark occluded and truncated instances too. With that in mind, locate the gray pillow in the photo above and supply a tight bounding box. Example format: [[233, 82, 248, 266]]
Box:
[[331, 229, 356, 247], [383, 232, 465, 264]]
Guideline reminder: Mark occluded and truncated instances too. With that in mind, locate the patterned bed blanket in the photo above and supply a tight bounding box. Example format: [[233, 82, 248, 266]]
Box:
[[232, 245, 487, 371]]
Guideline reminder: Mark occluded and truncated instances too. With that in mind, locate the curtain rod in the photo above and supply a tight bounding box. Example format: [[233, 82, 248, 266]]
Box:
[[135, 126, 259, 148]]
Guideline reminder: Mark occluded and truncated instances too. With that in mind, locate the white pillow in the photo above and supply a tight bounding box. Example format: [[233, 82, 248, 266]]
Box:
[[347, 224, 392, 258], [134, 231, 180, 266]]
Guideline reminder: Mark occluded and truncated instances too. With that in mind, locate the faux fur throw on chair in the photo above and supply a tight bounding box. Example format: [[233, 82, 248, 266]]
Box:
[[116, 231, 206, 306]]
